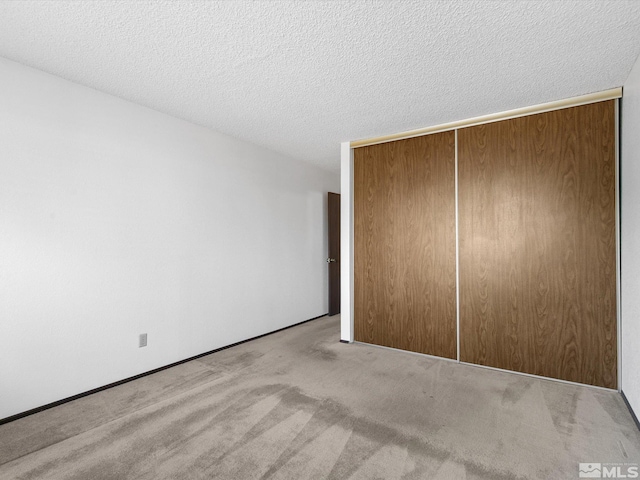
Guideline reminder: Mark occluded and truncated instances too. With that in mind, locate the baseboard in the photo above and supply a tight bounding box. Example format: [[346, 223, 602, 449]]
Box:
[[621, 390, 640, 432], [0, 313, 328, 426]]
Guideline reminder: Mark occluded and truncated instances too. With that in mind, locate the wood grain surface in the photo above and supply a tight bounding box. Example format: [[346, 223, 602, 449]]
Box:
[[328, 192, 341, 316], [354, 132, 457, 358], [458, 101, 617, 388]]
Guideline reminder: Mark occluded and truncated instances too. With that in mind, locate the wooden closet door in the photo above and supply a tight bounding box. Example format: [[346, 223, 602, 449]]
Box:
[[354, 132, 457, 359], [458, 101, 617, 388]]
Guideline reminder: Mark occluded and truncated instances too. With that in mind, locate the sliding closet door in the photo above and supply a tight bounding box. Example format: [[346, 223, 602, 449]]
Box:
[[354, 132, 457, 358], [458, 101, 617, 388]]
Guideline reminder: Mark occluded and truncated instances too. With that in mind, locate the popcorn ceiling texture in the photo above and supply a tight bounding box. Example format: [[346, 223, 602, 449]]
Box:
[[0, 0, 639, 172]]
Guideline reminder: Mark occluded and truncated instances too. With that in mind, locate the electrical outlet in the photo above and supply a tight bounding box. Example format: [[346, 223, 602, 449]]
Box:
[[139, 333, 147, 348]]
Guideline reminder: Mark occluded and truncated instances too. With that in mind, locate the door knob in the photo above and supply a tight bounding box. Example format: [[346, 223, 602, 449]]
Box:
[[327, 258, 336, 263]]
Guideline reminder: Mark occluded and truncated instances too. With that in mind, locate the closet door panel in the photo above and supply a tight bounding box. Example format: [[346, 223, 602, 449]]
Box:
[[458, 101, 617, 388], [354, 132, 457, 359]]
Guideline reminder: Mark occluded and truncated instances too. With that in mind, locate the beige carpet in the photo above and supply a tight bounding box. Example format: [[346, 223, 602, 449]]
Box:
[[1, 315, 639, 479]]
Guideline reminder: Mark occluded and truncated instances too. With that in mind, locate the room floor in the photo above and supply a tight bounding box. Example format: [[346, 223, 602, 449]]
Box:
[[1, 315, 638, 479]]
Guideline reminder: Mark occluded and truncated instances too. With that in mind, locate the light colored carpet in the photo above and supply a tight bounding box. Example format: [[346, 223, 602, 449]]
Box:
[[1, 315, 639, 479]]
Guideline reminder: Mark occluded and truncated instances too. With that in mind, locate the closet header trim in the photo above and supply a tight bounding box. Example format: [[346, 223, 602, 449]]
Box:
[[350, 87, 622, 148]]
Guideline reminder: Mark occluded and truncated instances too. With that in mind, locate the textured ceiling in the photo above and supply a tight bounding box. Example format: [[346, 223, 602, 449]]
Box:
[[1, 1, 640, 172]]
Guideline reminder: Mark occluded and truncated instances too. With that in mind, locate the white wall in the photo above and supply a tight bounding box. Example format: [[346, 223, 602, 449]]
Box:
[[340, 142, 353, 342], [621, 52, 640, 417], [0, 57, 339, 420]]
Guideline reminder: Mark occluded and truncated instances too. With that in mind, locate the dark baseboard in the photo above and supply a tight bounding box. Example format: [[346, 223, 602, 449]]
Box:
[[339, 339, 350, 343], [621, 390, 640, 432], [0, 313, 328, 426]]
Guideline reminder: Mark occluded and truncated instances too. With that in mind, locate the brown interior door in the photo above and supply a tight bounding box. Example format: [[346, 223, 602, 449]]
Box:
[[353, 132, 457, 358], [328, 192, 341, 316], [458, 101, 617, 388]]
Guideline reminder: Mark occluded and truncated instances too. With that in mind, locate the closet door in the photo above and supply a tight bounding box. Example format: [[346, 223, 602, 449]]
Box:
[[354, 132, 457, 358], [458, 101, 617, 388]]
